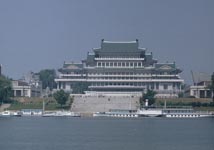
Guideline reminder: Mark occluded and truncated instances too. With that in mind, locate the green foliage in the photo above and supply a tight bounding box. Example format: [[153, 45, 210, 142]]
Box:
[[53, 90, 69, 107], [8, 100, 71, 110], [140, 89, 156, 106], [158, 101, 214, 108], [178, 92, 184, 98], [207, 72, 214, 102], [72, 82, 89, 94], [0, 76, 12, 103], [38, 69, 57, 90]]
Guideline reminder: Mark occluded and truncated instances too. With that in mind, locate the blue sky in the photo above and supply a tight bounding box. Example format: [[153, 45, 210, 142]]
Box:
[[0, 0, 213, 84]]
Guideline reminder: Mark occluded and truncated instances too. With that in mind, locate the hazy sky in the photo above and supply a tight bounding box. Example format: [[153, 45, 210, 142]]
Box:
[[0, 0, 213, 84]]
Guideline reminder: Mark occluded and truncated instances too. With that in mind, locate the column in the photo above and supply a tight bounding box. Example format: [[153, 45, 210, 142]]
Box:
[[21, 88, 24, 97], [14, 90, 16, 97], [205, 90, 207, 98], [57, 82, 59, 89]]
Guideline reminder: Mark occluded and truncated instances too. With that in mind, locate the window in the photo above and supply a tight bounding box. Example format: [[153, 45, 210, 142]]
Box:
[[63, 83, 66, 89], [151, 83, 154, 90], [164, 84, 168, 90], [156, 83, 159, 90], [114, 62, 117, 66], [173, 83, 175, 88]]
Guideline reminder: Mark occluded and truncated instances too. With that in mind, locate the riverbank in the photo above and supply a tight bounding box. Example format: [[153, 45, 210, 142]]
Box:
[[1, 97, 214, 112], [4, 97, 71, 111]]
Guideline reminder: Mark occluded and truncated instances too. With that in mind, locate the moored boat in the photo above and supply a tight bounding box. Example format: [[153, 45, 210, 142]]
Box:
[[162, 108, 214, 118], [42, 111, 80, 117], [137, 107, 163, 117], [11, 111, 22, 117], [93, 109, 138, 118], [0, 111, 23, 117], [0, 110, 11, 117]]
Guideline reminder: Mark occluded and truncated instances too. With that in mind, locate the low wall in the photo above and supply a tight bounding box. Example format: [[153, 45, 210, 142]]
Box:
[[156, 98, 212, 103], [71, 95, 140, 113]]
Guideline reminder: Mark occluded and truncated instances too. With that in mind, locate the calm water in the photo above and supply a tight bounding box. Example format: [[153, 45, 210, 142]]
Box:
[[0, 117, 214, 150]]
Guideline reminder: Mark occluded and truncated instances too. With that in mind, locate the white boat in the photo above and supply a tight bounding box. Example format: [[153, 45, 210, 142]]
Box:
[[42, 111, 80, 117], [11, 111, 22, 117], [0, 111, 22, 117], [93, 112, 109, 117], [137, 106, 214, 118], [42, 112, 56, 117], [137, 99, 163, 117], [54, 111, 80, 117], [137, 99, 214, 118], [137, 107, 163, 117], [93, 109, 138, 118], [21, 109, 43, 116], [42, 99, 80, 117], [162, 108, 214, 118], [0, 110, 11, 117]]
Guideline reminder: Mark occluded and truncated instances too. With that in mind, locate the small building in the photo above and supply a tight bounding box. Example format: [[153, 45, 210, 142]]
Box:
[[12, 80, 42, 97], [12, 71, 42, 97], [186, 81, 212, 98], [12, 80, 31, 97]]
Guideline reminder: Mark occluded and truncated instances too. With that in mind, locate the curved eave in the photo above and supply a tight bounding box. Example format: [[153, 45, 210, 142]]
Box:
[[58, 68, 83, 73], [153, 68, 182, 74]]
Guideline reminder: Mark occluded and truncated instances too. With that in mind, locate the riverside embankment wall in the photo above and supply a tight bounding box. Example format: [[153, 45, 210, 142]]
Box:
[[71, 96, 140, 113]]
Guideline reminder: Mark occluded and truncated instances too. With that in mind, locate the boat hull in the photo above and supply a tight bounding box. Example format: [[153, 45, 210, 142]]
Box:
[[165, 113, 214, 118]]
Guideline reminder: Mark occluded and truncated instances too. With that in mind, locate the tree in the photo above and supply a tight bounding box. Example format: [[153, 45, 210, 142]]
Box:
[[38, 69, 57, 90], [140, 89, 157, 106], [0, 76, 12, 104], [53, 90, 69, 107], [208, 72, 214, 102]]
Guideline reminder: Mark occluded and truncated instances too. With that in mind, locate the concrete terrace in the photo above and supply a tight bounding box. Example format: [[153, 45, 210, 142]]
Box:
[[71, 96, 140, 113]]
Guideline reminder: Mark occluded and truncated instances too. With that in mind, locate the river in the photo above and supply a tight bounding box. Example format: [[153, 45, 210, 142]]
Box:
[[0, 117, 213, 150]]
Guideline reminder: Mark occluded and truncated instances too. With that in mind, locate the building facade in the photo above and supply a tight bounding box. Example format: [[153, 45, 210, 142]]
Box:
[[12, 72, 42, 97], [185, 81, 213, 98], [12, 80, 32, 97], [55, 40, 184, 98]]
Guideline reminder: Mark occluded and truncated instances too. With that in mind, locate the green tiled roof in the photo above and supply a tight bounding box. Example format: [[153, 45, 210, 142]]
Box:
[[155, 63, 176, 69], [63, 63, 82, 68], [93, 40, 145, 57], [100, 40, 139, 52]]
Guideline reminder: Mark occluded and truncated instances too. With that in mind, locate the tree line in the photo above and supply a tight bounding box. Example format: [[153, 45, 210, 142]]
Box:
[[0, 75, 12, 104]]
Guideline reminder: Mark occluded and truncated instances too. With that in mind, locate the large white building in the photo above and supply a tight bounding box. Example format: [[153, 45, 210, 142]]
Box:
[[55, 39, 184, 98]]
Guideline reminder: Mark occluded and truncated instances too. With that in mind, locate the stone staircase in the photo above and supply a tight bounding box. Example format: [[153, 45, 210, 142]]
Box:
[[71, 96, 140, 113], [0, 104, 11, 111]]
